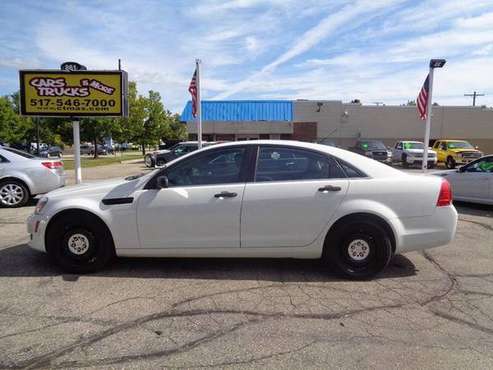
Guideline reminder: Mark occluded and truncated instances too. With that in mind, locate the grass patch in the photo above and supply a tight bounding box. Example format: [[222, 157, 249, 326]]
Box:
[[63, 153, 143, 170]]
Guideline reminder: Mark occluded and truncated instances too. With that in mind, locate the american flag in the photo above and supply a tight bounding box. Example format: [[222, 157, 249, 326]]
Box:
[[188, 69, 198, 117], [417, 74, 429, 120]]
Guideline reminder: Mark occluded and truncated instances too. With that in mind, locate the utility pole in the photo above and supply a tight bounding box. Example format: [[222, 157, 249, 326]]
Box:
[[464, 91, 485, 106]]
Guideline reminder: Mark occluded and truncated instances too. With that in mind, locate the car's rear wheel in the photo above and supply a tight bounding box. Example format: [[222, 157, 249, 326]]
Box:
[[324, 218, 392, 280], [46, 212, 115, 273], [446, 156, 456, 169], [0, 180, 29, 208]]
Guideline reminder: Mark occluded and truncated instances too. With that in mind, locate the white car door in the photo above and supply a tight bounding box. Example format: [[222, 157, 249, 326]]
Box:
[[137, 146, 249, 249], [241, 146, 349, 248], [447, 157, 493, 201]]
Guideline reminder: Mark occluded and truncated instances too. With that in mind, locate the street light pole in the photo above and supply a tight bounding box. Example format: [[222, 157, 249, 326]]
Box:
[[422, 67, 434, 172], [422, 59, 446, 172]]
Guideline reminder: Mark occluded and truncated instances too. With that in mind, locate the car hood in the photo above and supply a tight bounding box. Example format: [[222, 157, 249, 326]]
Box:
[[448, 148, 478, 153], [153, 149, 170, 155], [46, 178, 138, 200]]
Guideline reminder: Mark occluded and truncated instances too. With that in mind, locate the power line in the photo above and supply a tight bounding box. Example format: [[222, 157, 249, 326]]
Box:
[[464, 91, 485, 106]]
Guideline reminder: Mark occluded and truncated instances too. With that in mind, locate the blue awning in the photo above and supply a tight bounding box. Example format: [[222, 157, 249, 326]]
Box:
[[180, 100, 293, 122]]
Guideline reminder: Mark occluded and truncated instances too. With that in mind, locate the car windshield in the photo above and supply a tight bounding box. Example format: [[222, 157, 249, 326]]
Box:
[[403, 142, 424, 150], [447, 141, 474, 149], [360, 141, 386, 150], [2, 147, 36, 159]]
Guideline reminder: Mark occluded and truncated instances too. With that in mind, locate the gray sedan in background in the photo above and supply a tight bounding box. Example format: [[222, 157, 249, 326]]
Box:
[[436, 155, 493, 205], [0, 146, 65, 207]]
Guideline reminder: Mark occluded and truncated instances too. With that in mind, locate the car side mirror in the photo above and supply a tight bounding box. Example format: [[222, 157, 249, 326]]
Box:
[[458, 166, 465, 173], [156, 175, 169, 189], [475, 146, 479, 150]]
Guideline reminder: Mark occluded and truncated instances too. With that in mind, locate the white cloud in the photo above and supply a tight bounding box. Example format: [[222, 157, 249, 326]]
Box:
[[213, 0, 404, 99]]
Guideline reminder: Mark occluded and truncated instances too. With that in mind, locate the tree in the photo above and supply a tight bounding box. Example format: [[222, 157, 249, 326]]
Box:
[[406, 100, 416, 106], [0, 92, 35, 146]]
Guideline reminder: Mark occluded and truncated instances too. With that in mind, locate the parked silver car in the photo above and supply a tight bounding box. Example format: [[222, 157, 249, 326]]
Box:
[[0, 146, 65, 207]]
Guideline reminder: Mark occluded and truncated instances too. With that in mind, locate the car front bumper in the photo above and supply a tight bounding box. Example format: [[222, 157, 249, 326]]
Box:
[[455, 157, 480, 165], [26, 213, 49, 253], [406, 156, 437, 165]]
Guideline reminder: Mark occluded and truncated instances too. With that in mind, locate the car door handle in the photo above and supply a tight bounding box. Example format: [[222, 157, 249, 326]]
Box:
[[214, 191, 238, 198], [318, 185, 341, 192]]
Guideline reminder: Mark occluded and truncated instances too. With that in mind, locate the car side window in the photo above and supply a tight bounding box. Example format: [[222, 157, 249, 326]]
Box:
[[255, 147, 345, 182], [464, 157, 493, 173], [166, 147, 246, 186], [440, 143, 447, 150], [0, 154, 8, 163]]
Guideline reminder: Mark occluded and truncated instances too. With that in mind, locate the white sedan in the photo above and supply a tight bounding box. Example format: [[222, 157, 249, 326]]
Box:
[[437, 155, 493, 205], [27, 141, 457, 279]]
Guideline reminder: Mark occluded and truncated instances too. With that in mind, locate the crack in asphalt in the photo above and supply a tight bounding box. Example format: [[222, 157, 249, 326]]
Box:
[[458, 217, 493, 232], [5, 304, 405, 369], [2, 240, 492, 368]]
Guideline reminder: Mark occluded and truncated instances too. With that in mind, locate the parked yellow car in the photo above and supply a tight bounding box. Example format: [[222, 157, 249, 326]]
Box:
[[432, 139, 483, 169]]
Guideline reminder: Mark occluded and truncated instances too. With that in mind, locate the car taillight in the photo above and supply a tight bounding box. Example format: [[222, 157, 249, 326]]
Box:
[[437, 178, 452, 207], [42, 161, 63, 169]]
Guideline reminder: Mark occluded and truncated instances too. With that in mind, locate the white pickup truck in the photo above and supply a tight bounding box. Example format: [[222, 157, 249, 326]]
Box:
[[392, 140, 437, 168]]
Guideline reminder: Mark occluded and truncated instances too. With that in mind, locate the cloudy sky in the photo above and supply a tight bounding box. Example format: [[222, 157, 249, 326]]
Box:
[[1, 0, 493, 113]]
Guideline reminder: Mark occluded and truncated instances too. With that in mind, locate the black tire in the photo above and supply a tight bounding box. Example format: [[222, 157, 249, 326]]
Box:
[[144, 154, 154, 168], [323, 218, 393, 280], [46, 212, 115, 274], [0, 179, 30, 208], [428, 162, 435, 169], [401, 154, 409, 168], [446, 156, 456, 169]]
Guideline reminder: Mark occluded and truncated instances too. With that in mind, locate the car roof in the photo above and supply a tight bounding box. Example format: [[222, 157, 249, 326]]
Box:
[[183, 140, 403, 179]]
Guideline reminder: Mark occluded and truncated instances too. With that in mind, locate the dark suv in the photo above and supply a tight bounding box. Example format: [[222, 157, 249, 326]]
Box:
[[348, 140, 392, 164], [154, 141, 219, 167]]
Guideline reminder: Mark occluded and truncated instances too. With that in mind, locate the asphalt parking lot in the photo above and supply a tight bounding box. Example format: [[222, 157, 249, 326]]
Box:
[[1, 163, 493, 369]]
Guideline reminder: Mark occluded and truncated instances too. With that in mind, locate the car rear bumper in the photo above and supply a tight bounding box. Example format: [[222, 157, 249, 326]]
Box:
[[31, 171, 65, 195], [395, 205, 457, 254]]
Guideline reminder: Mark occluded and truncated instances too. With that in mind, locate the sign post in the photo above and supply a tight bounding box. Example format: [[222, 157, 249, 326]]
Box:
[[72, 120, 82, 183], [19, 65, 128, 183]]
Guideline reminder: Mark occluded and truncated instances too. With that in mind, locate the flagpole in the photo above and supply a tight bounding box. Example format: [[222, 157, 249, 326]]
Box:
[[196, 59, 202, 149], [422, 66, 433, 172]]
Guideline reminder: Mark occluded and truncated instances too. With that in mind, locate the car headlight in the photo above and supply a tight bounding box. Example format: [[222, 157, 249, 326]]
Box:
[[35, 197, 48, 214]]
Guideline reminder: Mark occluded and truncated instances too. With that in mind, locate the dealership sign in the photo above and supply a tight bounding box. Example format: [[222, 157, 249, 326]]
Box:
[[19, 70, 128, 117]]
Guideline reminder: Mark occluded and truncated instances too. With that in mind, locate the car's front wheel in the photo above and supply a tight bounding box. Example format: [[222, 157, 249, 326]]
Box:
[[401, 154, 409, 168], [46, 212, 115, 273], [144, 154, 154, 168], [446, 156, 456, 169], [0, 180, 30, 208], [324, 217, 392, 280]]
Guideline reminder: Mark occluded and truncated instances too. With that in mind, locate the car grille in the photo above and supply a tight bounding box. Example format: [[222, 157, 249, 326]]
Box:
[[461, 151, 481, 159], [372, 151, 388, 160]]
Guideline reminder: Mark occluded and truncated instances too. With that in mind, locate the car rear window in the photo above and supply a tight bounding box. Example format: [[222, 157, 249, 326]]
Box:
[[3, 147, 36, 159]]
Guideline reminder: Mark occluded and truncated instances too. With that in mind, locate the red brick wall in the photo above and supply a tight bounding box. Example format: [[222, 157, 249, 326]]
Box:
[[292, 122, 317, 142]]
